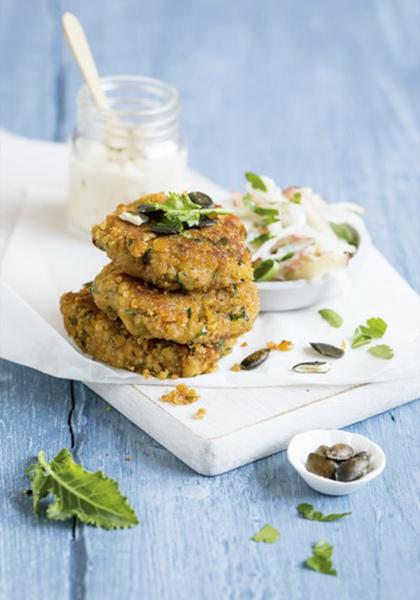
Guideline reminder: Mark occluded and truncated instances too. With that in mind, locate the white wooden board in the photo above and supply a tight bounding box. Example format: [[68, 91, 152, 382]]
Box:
[[87, 377, 420, 475]]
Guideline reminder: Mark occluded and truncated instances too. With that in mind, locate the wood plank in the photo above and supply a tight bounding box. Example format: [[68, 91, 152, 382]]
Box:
[[0, 0, 62, 140], [0, 0, 419, 599], [0, 361, 73, 599]]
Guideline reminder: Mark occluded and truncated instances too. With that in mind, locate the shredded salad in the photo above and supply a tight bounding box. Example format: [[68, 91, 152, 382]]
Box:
[[233, 173, 364, 282]]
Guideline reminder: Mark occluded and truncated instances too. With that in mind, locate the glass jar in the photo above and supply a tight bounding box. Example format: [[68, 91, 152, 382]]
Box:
[[67, 75, 187, 235]]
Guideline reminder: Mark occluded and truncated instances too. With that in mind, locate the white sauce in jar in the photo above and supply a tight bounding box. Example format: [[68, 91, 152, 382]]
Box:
[[67, 75, 187, 236], [67, 138, 187, 235]]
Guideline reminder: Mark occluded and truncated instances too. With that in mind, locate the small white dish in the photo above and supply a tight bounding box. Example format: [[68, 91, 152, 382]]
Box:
[[257, 215, 370, 311], [287, 429, 386, 496]]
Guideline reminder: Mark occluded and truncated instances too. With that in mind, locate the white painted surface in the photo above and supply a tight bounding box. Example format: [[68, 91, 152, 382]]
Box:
[[88, 375, 420, 475]]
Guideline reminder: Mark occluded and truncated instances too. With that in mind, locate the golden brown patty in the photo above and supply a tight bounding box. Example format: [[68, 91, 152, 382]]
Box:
[[60, 287, 235, 379], [91, 193, 253, 292], [91, 263, 260, 345]]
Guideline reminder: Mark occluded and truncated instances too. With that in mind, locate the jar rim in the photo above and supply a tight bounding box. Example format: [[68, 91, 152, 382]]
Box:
[[77, 74, 180, 119]]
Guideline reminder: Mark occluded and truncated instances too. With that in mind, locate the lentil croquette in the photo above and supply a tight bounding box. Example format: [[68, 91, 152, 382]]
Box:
[[91, 263, 260, 345], [60, 287, 236, 379], [92, 193, 253, 292]]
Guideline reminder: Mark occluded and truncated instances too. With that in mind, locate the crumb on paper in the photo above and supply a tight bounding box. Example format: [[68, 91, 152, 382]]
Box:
[[124, 456, 132, 462], [143, 368, 152, 379], [341, 339, 346, 350], [266, 340, 294, 352], [161, 384, 200, 405], [241, 341, 248, 347], [194, 408, 207, 420], [231, 363, 241, 372], [104, 406, 112, 412]]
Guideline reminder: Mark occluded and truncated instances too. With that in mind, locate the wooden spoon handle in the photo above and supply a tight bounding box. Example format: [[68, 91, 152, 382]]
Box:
[[62, 12, 110, 111]]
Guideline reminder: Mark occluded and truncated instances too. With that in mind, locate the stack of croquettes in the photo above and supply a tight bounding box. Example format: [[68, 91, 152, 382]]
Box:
[[60, 191, 259, 378]]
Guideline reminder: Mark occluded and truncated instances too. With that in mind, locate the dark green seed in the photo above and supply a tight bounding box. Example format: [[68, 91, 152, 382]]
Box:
[[310, 342, 344, 358], [137, 204, 161, 213], [240, 348, 270, 370], [325, 443, 354, 461], [188, 192, 214, 208], [149, 223, 181, 234], [335, 452, 370, 482], [306, 453, 338, 479], [197, 215, 216, 228]]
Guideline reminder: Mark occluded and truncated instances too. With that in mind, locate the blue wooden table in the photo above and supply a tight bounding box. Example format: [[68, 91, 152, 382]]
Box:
[[1, 1, 419, 598]]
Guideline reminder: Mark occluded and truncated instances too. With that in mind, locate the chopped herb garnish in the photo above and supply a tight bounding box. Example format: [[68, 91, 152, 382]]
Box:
[[243, 194, 279, 225], [228, 309, 248, 321], [134, 192, 231, 234], [254, 259, 279, 282], [175, 273, 188, 293], [351, 317, 387, 348], [318, 308, 343, 328], [141, 249, 152, 265], [245, 171, 267, 192], [368, 344, 394, 359], [125, 309, 138, 317], [305, 541, 337, 576], [297, 503, 351, 522], [186, 307, 192, 320], [251, 524, 280, 544], [26, 449, 139, 530], [251, 232, 272, 248], [279, 251, 295, 262], [195, 325, 208, 338], [330, 222, 360, 248]]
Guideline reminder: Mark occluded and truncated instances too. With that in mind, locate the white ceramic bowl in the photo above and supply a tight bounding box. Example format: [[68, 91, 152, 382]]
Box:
[[287, 429, 386, 496], [257, 215, 370, 311]]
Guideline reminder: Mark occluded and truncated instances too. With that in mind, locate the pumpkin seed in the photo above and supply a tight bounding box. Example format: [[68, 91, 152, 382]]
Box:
[[325, 443, 355, 461], [240, 348, 270, 370], [292, 361, 331, 374], [188, 192, 214, 208], [310, 342, 344, 358], [149, 222, 181, 234], [335, 452, 370, 482], [306, 453, 338, 479], [119, 211, 148, 226]]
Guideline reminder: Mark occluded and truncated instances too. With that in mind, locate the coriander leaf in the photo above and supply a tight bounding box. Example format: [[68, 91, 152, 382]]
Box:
[[368, 344, 394, 359], [26, 449, 139, 530], [144, 193, 231, 233], [254, 259, 279, 282], [351, 317, 388, 348], [245, 171, 267, 192], [330, 222, 360, 248], [305, 540, 337, 576], [251, 524, 280, 544], [365, 317, 387, 338], [318, 308, 343, 328], [297, 503, 351, 522], [351, 326, 372, 349], [251, 232, 272, 248]]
